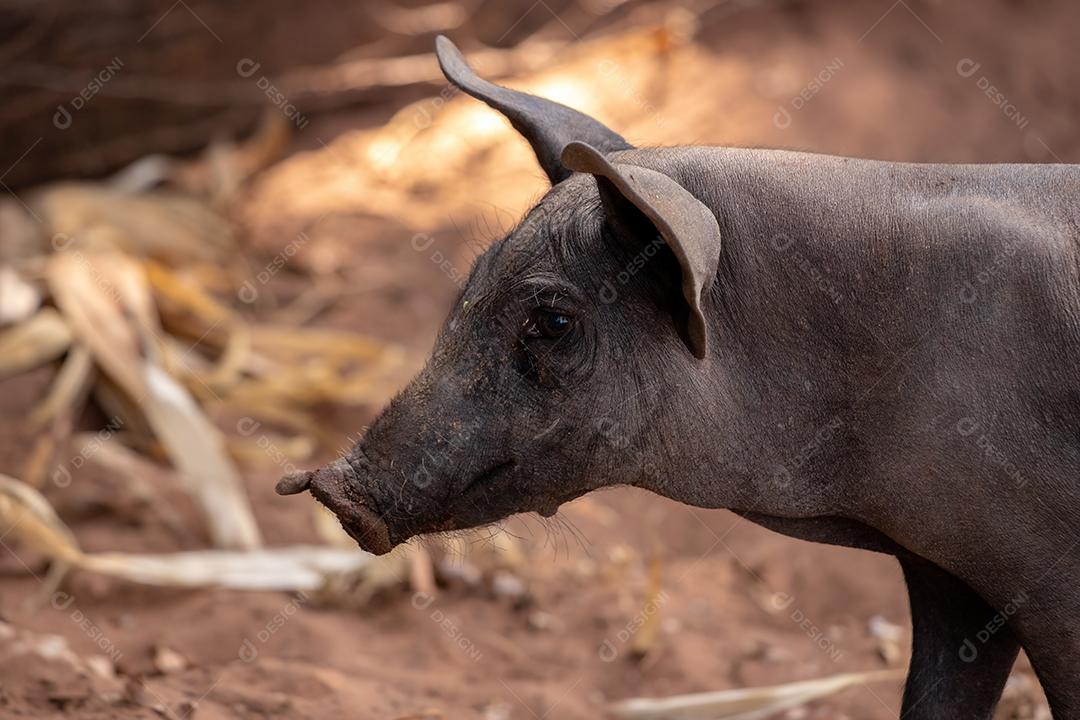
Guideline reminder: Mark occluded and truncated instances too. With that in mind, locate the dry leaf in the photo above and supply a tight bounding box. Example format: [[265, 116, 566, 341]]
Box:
[[0, 264, 41, 326], [409, 544, 436, 598], [868, 615, 905, 665], [0, 308, 72, 379], [33, 183, 230, 264], [0, 474, 83, 565], [629, 553, 664, 659], [47, 251, 147, 398], [227, 432, 315, 469], [48, 250, 260, 549], [72, 433, 189, 538], [29, 345, 94, 430], [21, 411, 74, 489], [140, 362, 262, 549], [0, 199, 45, 260]]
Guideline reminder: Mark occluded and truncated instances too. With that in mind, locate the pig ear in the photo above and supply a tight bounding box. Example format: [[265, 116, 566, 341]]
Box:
[[435, 35, 632, 184], [561, 141, 721, 360]]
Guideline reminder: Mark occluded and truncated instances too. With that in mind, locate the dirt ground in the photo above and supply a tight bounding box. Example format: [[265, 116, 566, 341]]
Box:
[[2, 0, 1078, 718]]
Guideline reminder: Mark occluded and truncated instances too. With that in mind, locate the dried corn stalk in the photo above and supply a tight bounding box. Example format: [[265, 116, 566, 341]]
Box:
[[0, 264, 41, 326], [3, 113, 412, 571], [0, 474, 82, 565], [28, 346, 94, 430], [609, 669, 906, 719], [0, 308, 72, 379], [47, 251, 261, 549], [0, 474, 368, 591], [32, 183, 231, 265], [82, 547, 370, 591], [140, 363, 262, 549]]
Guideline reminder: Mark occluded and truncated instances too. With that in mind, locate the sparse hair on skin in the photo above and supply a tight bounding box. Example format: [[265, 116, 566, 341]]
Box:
[[278, 35, 1080, 719]]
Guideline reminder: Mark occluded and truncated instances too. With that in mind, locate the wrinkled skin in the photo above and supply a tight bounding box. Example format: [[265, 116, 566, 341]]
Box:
[[309, 177, 696, 549], [278, 37, 1080, 720]]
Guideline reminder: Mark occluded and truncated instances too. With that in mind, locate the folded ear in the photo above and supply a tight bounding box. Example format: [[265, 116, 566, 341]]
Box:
[[561, 141, 722, 360], [435, 36, 632, 184]]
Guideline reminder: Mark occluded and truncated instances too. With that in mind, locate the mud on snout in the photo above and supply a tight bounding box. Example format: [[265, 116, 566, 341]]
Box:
[[276, 458, 394, 555]]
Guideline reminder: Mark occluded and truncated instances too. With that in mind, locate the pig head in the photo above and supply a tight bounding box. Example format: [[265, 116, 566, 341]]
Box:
[[276, 36, 741, 554]]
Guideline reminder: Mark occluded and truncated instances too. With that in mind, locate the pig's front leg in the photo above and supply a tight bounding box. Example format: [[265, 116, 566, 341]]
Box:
[[899, 558, 1020, 720]]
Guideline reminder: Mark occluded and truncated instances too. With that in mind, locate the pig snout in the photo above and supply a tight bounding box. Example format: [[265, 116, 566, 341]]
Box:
[[276, 458, 394, 555]]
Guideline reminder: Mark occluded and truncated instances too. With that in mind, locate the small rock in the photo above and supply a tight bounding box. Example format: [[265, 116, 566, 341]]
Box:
[[0, 265, 40, 326], [762, 643, 790, 663], [868, 615, 903, 641], [868, 615, 904, 665], [153, 645, 188, 675], [527, 610, 563, 632], [438, 559, 482, 587], [491, 571, 526, 600], [86, 655, 117, 681], [174, 699, 199, 718], [481, 702, 511, 720]]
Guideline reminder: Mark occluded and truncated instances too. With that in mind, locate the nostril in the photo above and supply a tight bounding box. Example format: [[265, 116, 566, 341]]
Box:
[[278, 455, 393, 555], [276, 457, 359, 499], [313, 457, 360, 497]]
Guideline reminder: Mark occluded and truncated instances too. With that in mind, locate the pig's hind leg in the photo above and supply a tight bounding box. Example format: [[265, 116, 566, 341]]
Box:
[[1008, 585, 1080, 719], [899, 557, 1020, 720]]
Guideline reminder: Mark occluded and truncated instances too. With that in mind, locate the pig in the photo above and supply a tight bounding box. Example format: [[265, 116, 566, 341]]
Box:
[[277, 36, 1080, 719]]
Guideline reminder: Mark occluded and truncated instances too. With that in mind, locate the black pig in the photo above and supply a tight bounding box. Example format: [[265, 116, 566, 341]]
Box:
[[278, 37, 1080, 719]]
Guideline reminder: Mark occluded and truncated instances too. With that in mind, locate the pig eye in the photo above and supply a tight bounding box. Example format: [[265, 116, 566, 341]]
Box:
[[527, 308, 574, 339]]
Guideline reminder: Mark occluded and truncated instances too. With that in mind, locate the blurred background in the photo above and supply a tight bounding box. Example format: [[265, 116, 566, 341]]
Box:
[[0, 0, 1076, 717]]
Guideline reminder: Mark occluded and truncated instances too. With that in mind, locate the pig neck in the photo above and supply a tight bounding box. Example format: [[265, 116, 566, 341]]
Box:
[[632, 148, 920, 521]]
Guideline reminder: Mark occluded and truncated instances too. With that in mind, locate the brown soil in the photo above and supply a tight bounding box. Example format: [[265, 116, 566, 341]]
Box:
[[2, 0, 1076, 718]]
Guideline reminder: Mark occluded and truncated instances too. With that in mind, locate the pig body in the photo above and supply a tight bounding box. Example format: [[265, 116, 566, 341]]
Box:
[[614, 147, 1080, 718], [280, 38, 1080, 719]]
